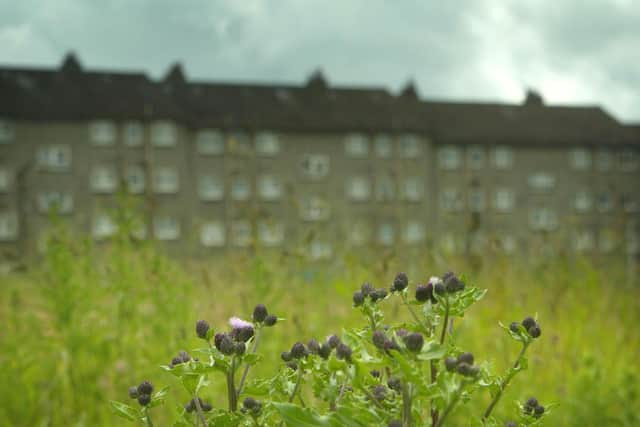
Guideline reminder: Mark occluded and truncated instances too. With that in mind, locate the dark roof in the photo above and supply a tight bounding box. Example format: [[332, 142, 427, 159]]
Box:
[[0, 53, 637, 145]]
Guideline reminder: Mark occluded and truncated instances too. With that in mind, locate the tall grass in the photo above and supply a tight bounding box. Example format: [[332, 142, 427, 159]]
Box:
[[0, 227, 638, 426]]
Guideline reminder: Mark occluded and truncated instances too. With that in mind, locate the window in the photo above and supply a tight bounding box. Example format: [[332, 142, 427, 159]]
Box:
[[196, 130, 224, 155], [37, 191, 73, 214], [597, 192, 613, 212], [569, 148, 591, 170], [467, 145, 485, 169], [493, 146, 513, 169], [201, 221, 225, 247], [344, 134, 369, 158], [300, 196, 331, 221], [0, 211, 18, 241], [399, 134, 420, 158], [153, 216, 180, 240], [469, 189, 485, 212], [622, 194, 639, 213], [125, 165, 145, 194], [227, 131, 252, 154], [0, 120, 15, 143], [574, 230, 595, 252], [574, 191, 592, 213], [346, 176, 371, 201], [348, 221, 370, 246], [0, 167, 11, 192], [258, 175, 282, 201], [528, 172, 555, 191], [402, 177, 423, 202], [90, 165, 118, 193], [255, 132, 280, 156], [599, 229, 616, 253], [231, 220, 252, 247], [619, 149, 639, 172], [595, 149, 612, 171], [376, 175, 395, 202], [529, 208, 558, 231], [404, 221, 425, 244], [231, 177, 251, 201], [438, 145, 461, 170], [93, 214, 116, 240], [151, 121, 177, 147], [123, 121, 144, 146], [198, 175, 224, 201], [309, 241, 332, 260], [301, 154, 329, 179], [374, 134, 393, 158], [36, 145, 72, 171], [89, 120, 116, 146], [377, 223, 395, 246], [258, 221, 284, 246], [153, 167, 179, 193], [440, 188, 464, 212], [494, 188, 515, 212]]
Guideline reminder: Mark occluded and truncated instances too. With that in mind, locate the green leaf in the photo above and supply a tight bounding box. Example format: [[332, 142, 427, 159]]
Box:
[[109, 400, 138, 422], [416, 341, 446, 361], [273, 402, 331, 426], [243, 353, 263, 366]]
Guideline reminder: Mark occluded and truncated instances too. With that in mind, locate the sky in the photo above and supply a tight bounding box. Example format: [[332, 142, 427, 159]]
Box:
[[1, 0, 638, 122]]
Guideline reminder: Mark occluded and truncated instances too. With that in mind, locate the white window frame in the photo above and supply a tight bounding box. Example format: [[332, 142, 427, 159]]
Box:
[[255, 132, 280, 156], [37, 191, 73, 214], [493, 146, 513, 169], [198, 175, 224, 201], [231, 176, 251, 201], [153, 216, 181, 241], [196, 130, 224, 155], [257, 174, 282, 201], [123, 121, 144, 147], [344, 133, 369, 158], [374, 134, 393, 158], [528, 172, 556, 191], [36, 145, 72, 172], [89, 120, 117, 146], [201, 221, 226, 247], [438, 145, 462, 170], [150, 121, 177, 147], [346, 176, 371, 201], [569, 148, 592, 170], [493, 188, 515, 212], [153, 167, 179, 194], [90, 165, 118, 194], [300, 154, 330, 180], [399, 134, 421, 158], [0, 211, 18, 241]]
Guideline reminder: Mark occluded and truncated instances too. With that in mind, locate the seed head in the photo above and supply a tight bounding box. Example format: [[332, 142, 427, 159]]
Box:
[[318, 343, 332, 359], [307, 339, 321, 354], [290, 342, 307, 359], [509, 322, 520, 333], [264, 315, 277, 327], [392, 272, 409, 292], [457, 352, 474, 366], [137, 381, 153, 396], [137, 394, 151, 406], [327, 334, 341, 349], [372, 330, 386, 349], [252, 304, 268, 323], [336, 343, 353, 361], [353, 290, 365, 306], [361, 282, 374, 297], [444, 357, 458, 372], [128, 386, 138, 399], [404, 332, 424, 353], [528, 325, 541, 338], [522, 316, 536, 330]]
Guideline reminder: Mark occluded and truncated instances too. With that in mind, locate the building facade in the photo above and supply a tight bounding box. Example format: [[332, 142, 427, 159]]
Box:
[[1, 53, 639, 261]]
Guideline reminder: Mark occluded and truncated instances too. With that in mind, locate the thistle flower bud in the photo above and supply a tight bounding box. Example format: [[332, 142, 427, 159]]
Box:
[[528, 325, 541, 338], [307, 339, 321, 354], [444, 273, 465, 293], [170, 356, 183, 367], [195, 320, 210, 339], [384, 338, 400, 352], [318, 343, 332, 359], [370, 369, 381, 378], [456, 362, 473, 376], [290, 342, 307, 359], [415, 283, 432, 302], [327, 334, 341, 349], [353, 291, 365, 306], [361, 282, 374, 297], [233, 326, 255, 343], [128, 386, 138, 399], [388, 420, 402, 427], [522, 316, 536, 330], [457, 352, 474, 366], [469, 365, 480, 377], [387, 377, 402, 392], [286, 361, 298, 371], [392, 272, 409, 292], [137, 381, 154, 396], [404, 332, 424, 353], [217, 334, 236, 356], [444, 357, 458, 372], [534, 405, 545, 418], [336, 343, 353, 361], [281, 351, 292, 362], [235, 341, 246, 355], [372, 385, 387, 402], [526, 397, 538, 408], [178, 350, 191, 363], [252, 304, 268, 323], [442, 271, 455, 281], [372, 330, 386, 349], [137, 394, 151, 406], [264, 315, 277, 327], [509, 322, 520, 333], [184, 399, 195, 413], [202, 402, 213, 412], [371, 288, 388, 302], [434, 282, 446, 296], [214, 332, 225, 349], [242, 397, 262, 415]]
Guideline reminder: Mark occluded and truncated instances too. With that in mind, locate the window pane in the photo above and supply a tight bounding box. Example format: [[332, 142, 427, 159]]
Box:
[[374, 134, 392, 158], [123, 122, 144, 146], [199, 175, 224, 201], [301, 154, 330, 179], [255, 132, 280, 156], [89, 120, 116, 145], [346, 176, 371, 201], [151, 121, 177, 147], [344, 134, 369, 158], [258, 175, 282, 201], [196, 130, 224, 155], [201, 221, 225, 247]]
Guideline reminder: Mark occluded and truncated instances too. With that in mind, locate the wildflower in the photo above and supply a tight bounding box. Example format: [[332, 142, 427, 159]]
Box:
[[387, 377, 402, 392], [170, 356, 183, 367], [404, 332, 424, 353], [242, 397, 262, 415], [391, 272, 409, 292], [372, 385, 387, 402], [281, 351, 293, 362], [457, 352, 474, 365], [264, 315, 278, 327], [370, 288, 388, 302], [178, 350, 191, 363], [361, 282, 374, 297], [137, 381, 153, 396], [444, 272, 465, 293], [526, 397, 538, 408], [522, 316, 536, 331], [353, 290, 365, 306], [252, 304, 268, 323], [415, 283, 433, 303], [534, 405, 545, 418], [456, 362, 473, 376], [434, 282, 446, 296], [229, 317, 255, 342], [318, 343, 332, 359], [128, 386, 138, 399], [137, 394, 151, 406], [528, 325, 542, 338], [326, 334, 341, 349], [372, 330, 386, 349], [444, 357, 458, 372], [290, 342, 307, 359], [509, 322, 520, 333], [214, 333, 225, 350], [307, 339, 321, 354], [195, 320, 210, 339], [335, 343, 353, 361], [216, 333, 236, 356], [235, 341, 246, 355]]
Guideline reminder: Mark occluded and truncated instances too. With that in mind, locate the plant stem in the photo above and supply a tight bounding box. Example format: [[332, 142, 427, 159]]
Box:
[[193, 394, 209, 427], [401, 293, 430, 335], [288, 366, 303, 403], [402, 382, 413, 427], [432, 297, 450, 427], [482, 342, 531, 420], [227, 356, 238, 412], [435, 382, 466, 427], [439, 298, 450, 345], [430, 360, 438, 427], [143, 407, 154, 427], [237, 326, 262, 398]]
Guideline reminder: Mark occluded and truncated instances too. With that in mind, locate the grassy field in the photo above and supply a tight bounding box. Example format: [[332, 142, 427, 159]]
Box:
[[1, 229, 639, 426]]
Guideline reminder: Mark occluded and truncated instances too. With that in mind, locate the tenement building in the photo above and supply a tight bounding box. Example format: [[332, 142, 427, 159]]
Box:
[[1, 53, 639, 261]]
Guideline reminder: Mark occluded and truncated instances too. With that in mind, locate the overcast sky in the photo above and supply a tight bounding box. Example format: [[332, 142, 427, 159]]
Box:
[[1, 0, 638, 122]]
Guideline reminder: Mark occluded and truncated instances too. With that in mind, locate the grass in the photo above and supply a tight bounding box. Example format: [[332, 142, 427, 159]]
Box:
[[0, 227, 639, 426]]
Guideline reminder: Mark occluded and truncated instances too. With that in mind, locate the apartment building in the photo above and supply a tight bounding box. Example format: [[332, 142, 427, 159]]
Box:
[[1, 53, 639, 260]]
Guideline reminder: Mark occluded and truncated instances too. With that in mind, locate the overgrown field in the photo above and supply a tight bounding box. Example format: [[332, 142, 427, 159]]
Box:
[[1, 231, 639, 426]]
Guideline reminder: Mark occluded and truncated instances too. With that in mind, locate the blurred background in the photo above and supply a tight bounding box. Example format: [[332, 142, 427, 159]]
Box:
[[0, 1, 639, 426]]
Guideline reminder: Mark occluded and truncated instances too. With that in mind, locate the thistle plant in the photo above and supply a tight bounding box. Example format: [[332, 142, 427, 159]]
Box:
[[111, 271, 552, 426]]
